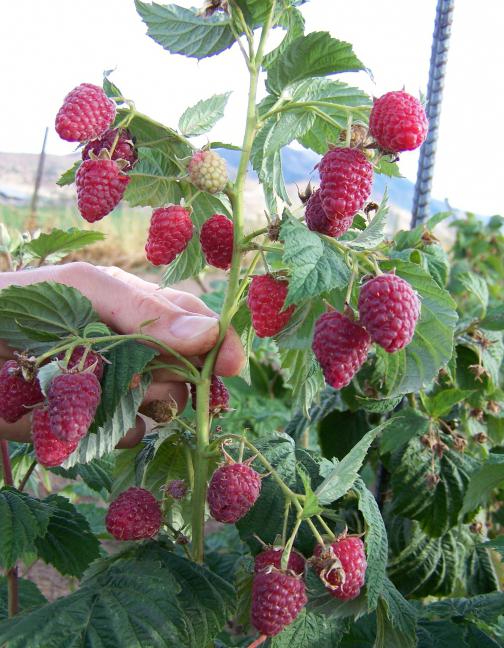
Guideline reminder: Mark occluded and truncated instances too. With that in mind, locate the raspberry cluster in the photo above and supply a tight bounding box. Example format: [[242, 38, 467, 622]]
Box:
[[313, 536, 367, 600], [105, 487, 162, 541], [145, 205, 194, 266], [207, 462, 261, 523], [247, 274, 295, 338], [200, 214, 234, 270], [369, 90, 428, 153]]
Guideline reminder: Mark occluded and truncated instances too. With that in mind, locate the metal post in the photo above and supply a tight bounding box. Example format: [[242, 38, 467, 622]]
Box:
[[411, 0, 455, 227], [29, 127, 49, 227]]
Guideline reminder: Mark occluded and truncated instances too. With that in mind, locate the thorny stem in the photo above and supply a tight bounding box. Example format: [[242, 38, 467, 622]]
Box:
[[190, 2, 277, 563], [1, 440, 19, 617], [18, 460, 37, 493], [316, 514, 334, 536]]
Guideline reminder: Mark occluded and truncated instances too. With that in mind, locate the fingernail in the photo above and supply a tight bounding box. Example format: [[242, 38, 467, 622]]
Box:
[[168, 315, 217, 340]]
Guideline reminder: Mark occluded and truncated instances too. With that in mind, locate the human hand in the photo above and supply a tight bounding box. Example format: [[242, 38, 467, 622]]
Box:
[[0, 262, 245, 446]]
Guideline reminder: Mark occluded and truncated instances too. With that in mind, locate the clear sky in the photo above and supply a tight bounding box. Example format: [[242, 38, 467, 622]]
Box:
[[1, 0, 503, 215]]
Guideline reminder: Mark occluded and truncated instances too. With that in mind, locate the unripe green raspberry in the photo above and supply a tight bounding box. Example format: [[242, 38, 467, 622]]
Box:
[[188, 150, 227, 193]]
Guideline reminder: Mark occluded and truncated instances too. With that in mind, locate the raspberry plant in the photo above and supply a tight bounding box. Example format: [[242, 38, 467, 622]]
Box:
[[0, 2, 503, 647]]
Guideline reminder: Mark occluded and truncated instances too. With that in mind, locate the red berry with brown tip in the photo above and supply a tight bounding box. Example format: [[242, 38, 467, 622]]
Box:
[[82, 128, 137, 169], [207, 463, 261, 523], [47, 373, 101, 444], [165, 479, 188, 500], [358, 273, 420, 352], [305, 188, 353, 238], [57, 347, 104, 381], [312, 311, 370, 389], [319, 148, 373, 220], [369, 90, 428, 153], [145, 205, 194, 266], [32, 408, 79, 467], [190, 375, 229, 414], [254, 547, 305, 576], [0, 360, 43, 423], [247, 275, 295, 338], [251, 570, 307, 636], [313, 536, 367, 601], [55, 83, 116, 142], [188, 150, 227, 194], [105, 487, 162, 541], [76, 159, 129, 223], [200, 214, 233, 270]]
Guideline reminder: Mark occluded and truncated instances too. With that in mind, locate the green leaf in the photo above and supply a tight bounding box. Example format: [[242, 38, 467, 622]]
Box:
[[484, 536, 504, 557], [124, 109, 191, 158], [280, 347, 325, 416], [462, 454, 504, 514], [267, 32, 366, 95], [346, 194, 388, 250], [353, 478, 388, 610], [250, 119, 290, 204], [0, 540, 235, 647], [458, 271, 489, 317], [460, 329, 504, 386], [135, 0, 235, 59], [0, 282, 99, 353], [270, 609, 347, 647], [376, 259, 458, 397], [179, 92, 231, 136], [315, 420, 394, 505], [0, 488, 51, 568], [426, 388, 474, 418], [281, 215, 351, 306], [125, 146, 183, 208], [423, 591, 504, 623], [35, 495, 100, 577], [0, 577, 46, 621], [22, 228, 104, 263], [102, 69, 123, 100], [63, 374, 151, 468], [380, 408, 429, 454], [480, 305, 504, 330], [391, 435, 478, 536], [56, 160, 81, 186], [375, 578, 418, 648], [298, 465, 323, 519], [262, 5, 305, 70], [162, 191, 231, 284], [354, 395, 402, 414], [51, 454, 115, 493], [143, 431, 188, 492]]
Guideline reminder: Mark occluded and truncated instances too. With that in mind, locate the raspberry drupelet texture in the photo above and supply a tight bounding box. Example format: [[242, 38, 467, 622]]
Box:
[[190, 375, 230, 414], [313, 536, 367, 600], [254, 547, 306, 576], [200, 214, 234, 270], [207, 463, 262, 523], [188, 150, 227, 194], [145, 205, 194, 266], [105, 487, 162, 541], [318, 148, 373, 220], [47, 373, 101, 444], [369, 90, 428, 153], [165, 479, 188, 500], [358, 273, 420, 352], [312, 311, 371, 389], [0, 360, 44, 423], [76, 159, 129, 223], [32, 408, 79, 468], [57, 346, 104, 382], [82, 128, 137, 169], [305, 188, 353, 238], [55, 83, 116, 142], [251, 570, 307, 636], [247, 275, 295, 338]]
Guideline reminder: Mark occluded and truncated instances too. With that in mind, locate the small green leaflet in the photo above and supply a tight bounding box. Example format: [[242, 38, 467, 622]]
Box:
[[0, 577, 46, 621], [346, 193, 388, 250], [481, 305, 504, 330], [375, 578, 418, 648], [125, 146, 183, 208], [423, 388, 475, 418], [458, 271, 489, 317], [462, 454, 504, 514], [315, 419, 394, 505], [22, 228, 104, 263], [56, 160, 80, 186], [179, 92, 231, 137]]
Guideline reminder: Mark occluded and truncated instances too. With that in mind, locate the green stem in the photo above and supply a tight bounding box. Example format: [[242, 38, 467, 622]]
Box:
[[1, 440, 18, 618], [191, 379, 210, 563], [316, 514, 334, 536], [242, 226, 269, 243], [18, 460, 37, 493]]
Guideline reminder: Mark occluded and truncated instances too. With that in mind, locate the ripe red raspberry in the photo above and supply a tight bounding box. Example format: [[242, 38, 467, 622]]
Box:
[[47, 373, 101, 444], [207, 462, 261, 523], [57, 347, 104, 381], [313, 536, 367, 600], [82, 128, 137, 169], [0, 360, 43, 423], [254, 547, 305, 576], [312, 311, 370, 389], [369, 90, 428, 153], [305, 189, 353, 238], [318, 148, 373, 220], [200, 214, 233, 270], [358, 273, 420, 352], [55, 83, 116, 143], [105, 487, 162, 541], [145, 205, 194, 266], [76, 159, 129, 223], [251, 570, 307, 636], [247, 275, 295, 338], [188, 150, 227, 194], [190, 375, 230, 414], [32, 408, 79, 467], [165, 479, 188, 499]]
